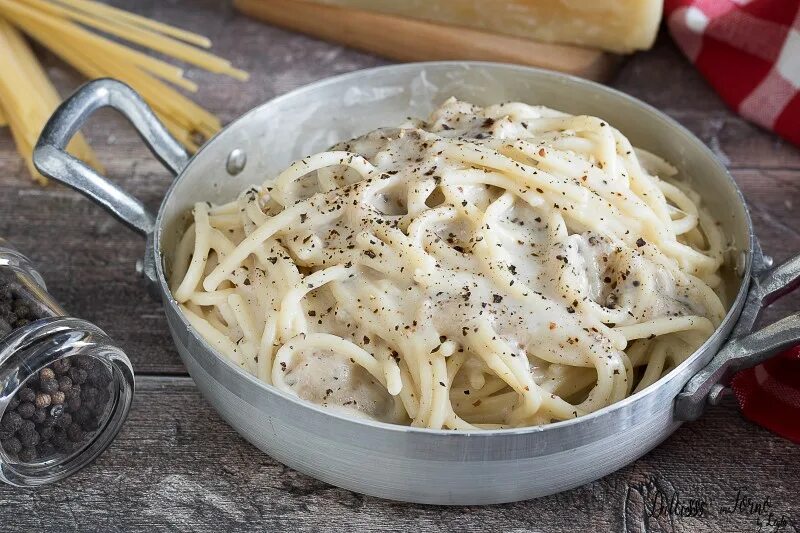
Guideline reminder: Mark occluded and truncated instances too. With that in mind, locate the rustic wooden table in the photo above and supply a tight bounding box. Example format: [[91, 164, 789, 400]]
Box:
[[0, 1, 798, 531]]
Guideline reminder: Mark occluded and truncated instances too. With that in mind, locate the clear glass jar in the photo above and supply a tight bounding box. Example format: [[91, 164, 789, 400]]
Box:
[[0, 239, 134, 486]]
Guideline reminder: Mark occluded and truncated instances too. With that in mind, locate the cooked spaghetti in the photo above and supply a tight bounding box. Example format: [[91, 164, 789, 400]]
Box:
[[169, 99, 727, 429]]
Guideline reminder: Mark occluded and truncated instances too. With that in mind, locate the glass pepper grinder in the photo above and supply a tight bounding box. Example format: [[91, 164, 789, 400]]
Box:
[[0, 238, 134, 486]]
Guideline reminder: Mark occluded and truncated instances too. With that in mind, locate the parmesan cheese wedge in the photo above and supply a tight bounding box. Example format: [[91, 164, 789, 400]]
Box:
[[298, 0, 663, 53]]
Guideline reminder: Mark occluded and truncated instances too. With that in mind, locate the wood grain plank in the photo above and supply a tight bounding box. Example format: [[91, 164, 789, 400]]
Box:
[[0, 2, 797, 530], [0, 377, 796, 533]]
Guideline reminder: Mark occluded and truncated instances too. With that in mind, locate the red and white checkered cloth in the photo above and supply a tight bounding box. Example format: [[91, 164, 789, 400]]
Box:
[[667, 0, 800, 444], [731, 346, 800, 444], [665, 0, 800, 147]]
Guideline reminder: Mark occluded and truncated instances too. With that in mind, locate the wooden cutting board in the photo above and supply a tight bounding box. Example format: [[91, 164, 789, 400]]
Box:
[[234, 0, 619, 81]]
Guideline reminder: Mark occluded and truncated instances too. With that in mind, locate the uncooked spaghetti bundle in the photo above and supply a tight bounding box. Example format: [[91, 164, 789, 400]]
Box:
[[0, 0, 248, 184]]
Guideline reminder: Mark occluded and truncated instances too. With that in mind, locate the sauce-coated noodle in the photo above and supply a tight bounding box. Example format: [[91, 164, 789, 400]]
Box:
[[170, 99, 726, 429]]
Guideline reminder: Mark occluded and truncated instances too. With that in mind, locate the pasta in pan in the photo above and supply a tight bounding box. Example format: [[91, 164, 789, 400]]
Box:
[[169, 98, 726, 429]]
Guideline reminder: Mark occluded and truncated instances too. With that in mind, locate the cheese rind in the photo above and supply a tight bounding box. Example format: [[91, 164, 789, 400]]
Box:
[[298, 0, 663, 53]]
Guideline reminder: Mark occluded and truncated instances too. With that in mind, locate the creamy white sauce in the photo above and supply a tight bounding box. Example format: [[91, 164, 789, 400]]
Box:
[[173, 98, 726, 429]]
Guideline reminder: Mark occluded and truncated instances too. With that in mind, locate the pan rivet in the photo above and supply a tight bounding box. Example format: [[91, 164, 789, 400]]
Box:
[[135, 259, 144, 278], [226, 148, 247, 176], [763, 255, 774, 268]]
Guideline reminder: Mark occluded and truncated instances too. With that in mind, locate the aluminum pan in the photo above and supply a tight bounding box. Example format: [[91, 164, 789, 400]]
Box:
[[150, 62, 752, 502]]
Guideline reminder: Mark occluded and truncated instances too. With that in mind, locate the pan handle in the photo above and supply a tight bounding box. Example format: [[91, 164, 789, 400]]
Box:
[[33, 78, 189, 236], [675, 249, 800, 421]]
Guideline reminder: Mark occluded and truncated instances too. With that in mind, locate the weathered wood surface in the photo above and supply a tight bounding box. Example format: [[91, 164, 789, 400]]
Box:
[[0, 1, 797, 531], [1, 379, 798, 532], [0, 377, 800, 533]]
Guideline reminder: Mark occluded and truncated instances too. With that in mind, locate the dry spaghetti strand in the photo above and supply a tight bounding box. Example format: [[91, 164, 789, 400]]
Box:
[[0, 17, 100, 184], [0, 0, 247, 184]]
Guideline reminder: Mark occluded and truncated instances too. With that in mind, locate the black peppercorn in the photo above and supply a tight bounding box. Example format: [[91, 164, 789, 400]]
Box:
[[58, 376, 72, 392], [39, 426, 53, 441], [32, 408, 47, 424], [68, 367, 87, 385], [64, 386, 80, 401], [54, 412, 72, 429], [51, 428, 67, 448], [18, 427, 40, 448], [18, 387, 35, 403], [75, 356, 94, 370], [40, 379, 58, 395], [66, 396, 81, 413], [51, 357, 71, 374], [20, 420, 35, 434], [17, 402, 35, 419], [37, 441, 55, 458], [87, 365, 110, 387], [2, 410, 23, 432], [2, 436, 22, 455], [69, 367, 88, 387], [18, 447, 36, 462], [1, 354, 115, 463]]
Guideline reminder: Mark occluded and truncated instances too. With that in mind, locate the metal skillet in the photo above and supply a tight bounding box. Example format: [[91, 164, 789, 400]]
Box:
[[33, 62, 800, 505]]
